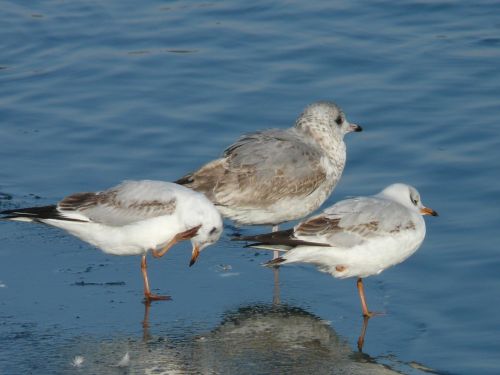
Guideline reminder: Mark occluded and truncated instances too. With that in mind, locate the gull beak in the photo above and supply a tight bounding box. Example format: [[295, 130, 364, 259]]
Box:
[[348, 123, 363, 132], [420, 207, 439, 216], [189, 244, 200, 267]]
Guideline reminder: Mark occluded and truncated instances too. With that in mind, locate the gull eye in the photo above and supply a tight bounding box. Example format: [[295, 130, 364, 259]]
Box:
[[410, 195, 419, 206], [209, 227, 218, 235], [335, 115, 343, 126]]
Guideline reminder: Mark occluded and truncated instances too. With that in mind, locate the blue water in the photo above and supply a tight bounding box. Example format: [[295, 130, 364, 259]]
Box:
[[1, 1, 500, 374]]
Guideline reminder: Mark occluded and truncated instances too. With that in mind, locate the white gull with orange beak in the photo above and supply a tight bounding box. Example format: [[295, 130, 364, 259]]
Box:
[[1, 180, 223, 302], [235, 183, 438, 317]]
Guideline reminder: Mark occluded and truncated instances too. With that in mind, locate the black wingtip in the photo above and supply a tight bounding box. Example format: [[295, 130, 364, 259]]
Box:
[[1, 205, 87, 222], [0, 205, 58, 219], [175, 174, 194, 186], [243, 242, 262, 249]]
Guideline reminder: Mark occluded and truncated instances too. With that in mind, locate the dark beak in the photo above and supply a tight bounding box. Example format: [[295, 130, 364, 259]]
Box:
[[189, 245, 200, 267], [349, 123, 363, 132]]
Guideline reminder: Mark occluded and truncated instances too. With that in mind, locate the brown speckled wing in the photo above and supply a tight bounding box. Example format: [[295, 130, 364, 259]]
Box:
[[58, 184, 177, 226], [295, 217, 342, 237], [294, 197, 419, 248], [180, 129, 329, 208]]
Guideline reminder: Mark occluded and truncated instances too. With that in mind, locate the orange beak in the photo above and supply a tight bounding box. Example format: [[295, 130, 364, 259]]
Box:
[[189, 245, 200, 267], [420, 207, 438, 216]]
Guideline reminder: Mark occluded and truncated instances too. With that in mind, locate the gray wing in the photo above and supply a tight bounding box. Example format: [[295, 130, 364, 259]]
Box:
[[180, 129, 327, 207], [294, 197, 417, 248], [57, 180, 177, 226]]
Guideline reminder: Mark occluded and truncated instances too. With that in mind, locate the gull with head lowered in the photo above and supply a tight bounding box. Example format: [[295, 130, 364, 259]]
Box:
[[1, 180, 223, 302]]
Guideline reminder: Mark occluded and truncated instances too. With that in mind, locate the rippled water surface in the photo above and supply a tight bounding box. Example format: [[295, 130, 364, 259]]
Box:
[[1, 1, 500, 374]]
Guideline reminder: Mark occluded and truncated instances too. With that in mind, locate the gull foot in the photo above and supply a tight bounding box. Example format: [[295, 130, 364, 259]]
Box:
[[362, 310, 385, 318], [143, 293, 172, 302]]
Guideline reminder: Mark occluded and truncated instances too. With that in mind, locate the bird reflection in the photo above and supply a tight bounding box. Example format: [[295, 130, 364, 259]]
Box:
[[60, 303, 410, 374], [192, 303, 388, 373], [357, 316, 370, 352], [231, 226, 282, 306], [272, 266, 281, 305], [142, 301, 152, 341]]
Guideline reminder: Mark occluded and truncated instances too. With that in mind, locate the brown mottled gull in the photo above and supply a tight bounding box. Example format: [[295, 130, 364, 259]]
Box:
[[176, 101, 362, 227]]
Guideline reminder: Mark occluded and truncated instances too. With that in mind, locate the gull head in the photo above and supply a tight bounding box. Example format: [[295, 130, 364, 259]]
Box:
[[188, 208, 224, 267], [378, 183, 438, 216], [295, 101, 362, 141]]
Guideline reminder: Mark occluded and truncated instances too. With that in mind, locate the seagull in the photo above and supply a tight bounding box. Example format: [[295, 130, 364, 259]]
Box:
[[1, 180, 223, 302], [176, 101, 362, 229], [233, 183, 438, 317]]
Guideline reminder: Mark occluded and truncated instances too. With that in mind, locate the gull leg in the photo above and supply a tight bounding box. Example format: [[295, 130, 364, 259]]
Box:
[[152, 225, 202, 258], [141, 255, 171, 302], [272, 224, 281, 305], [356, 278, 385, 318], [357, 278, 373, 318], [272, 224, 280, 259], [151, 237, 177, 259]]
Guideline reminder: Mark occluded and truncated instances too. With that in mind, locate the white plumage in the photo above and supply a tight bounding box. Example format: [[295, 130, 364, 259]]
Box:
[[236, 183, 438, 317], [1, 180, 223, 301]]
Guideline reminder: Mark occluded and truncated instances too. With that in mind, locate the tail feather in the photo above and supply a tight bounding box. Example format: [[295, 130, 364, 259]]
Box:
[[1, 205, 85, 222], [233, 228, 295, 245], [174, 173, 194, 186], [174, 159, 225, 202], [233, 228, 329, 248], [244, 243, 293, 252]]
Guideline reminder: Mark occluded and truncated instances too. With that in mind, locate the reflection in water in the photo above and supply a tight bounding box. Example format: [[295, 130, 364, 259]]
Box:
[[59, 304, 400, 374], [192, 304, 395, 374], [142, 301, 152, 342], [358, 316, 370, 352], [272, 266, 281, 305]]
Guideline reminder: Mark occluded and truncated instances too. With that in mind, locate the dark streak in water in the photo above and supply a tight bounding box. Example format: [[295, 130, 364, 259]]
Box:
[[72, 281, 126, 286], [166, 49, 198, 54], [128, 50, 150, 55], [0, 193, 13, 200], [478, 37, 500, 46]]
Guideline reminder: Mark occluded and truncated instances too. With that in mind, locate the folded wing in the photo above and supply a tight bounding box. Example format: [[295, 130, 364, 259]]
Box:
[[57, 180, 178, 226]]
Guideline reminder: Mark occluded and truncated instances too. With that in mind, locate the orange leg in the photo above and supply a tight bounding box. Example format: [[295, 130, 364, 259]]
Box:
[[141, 255, 170, 302], [151, 225, 201, 259], [357, 278, 374, 318], [143, 225, 201, 302], [151, 237, 177, 259]]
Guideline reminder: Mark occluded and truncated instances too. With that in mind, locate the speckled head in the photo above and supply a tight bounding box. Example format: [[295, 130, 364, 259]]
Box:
[[294, 101, 362, 141]]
